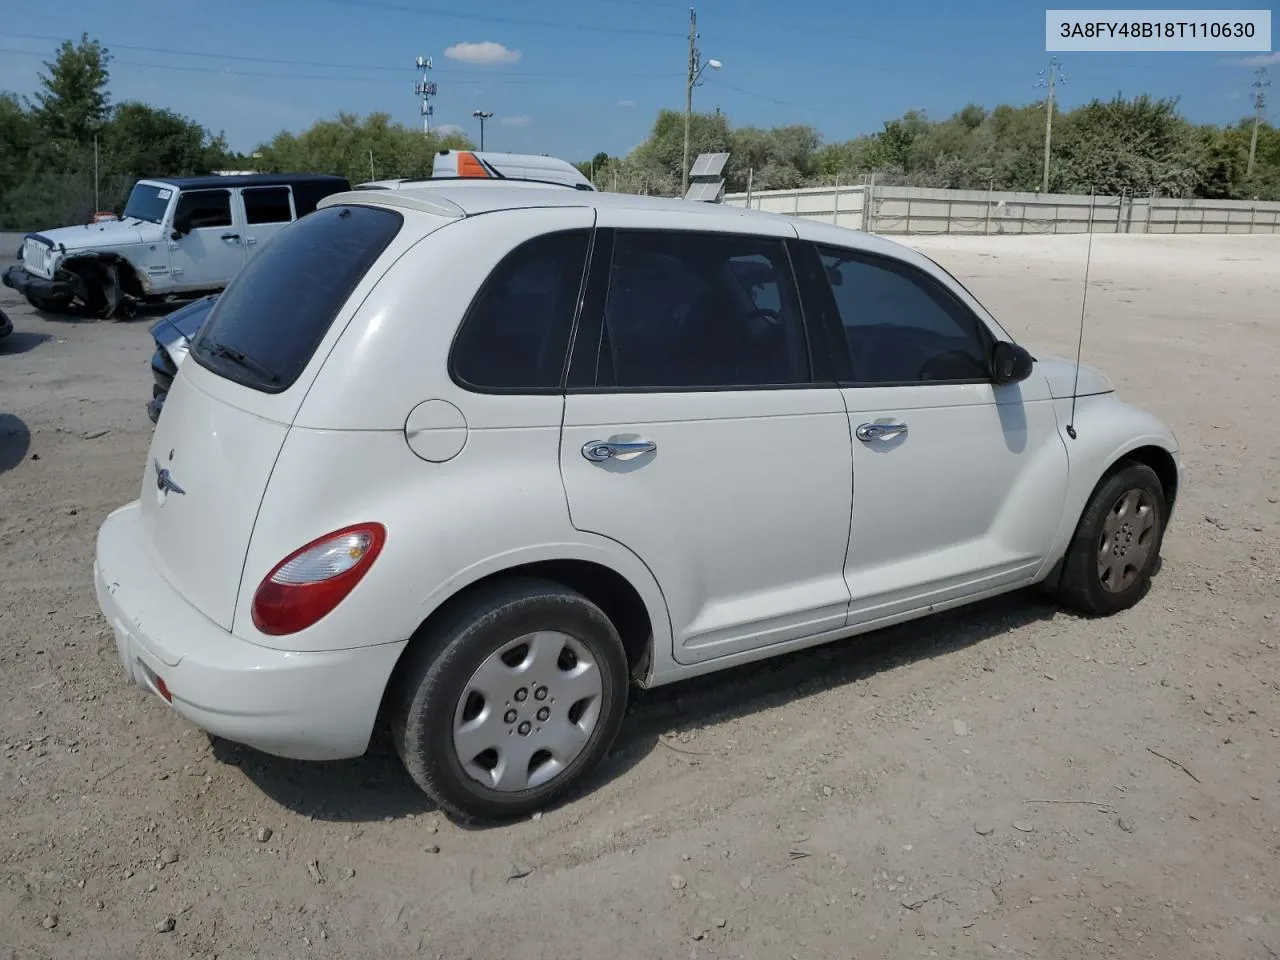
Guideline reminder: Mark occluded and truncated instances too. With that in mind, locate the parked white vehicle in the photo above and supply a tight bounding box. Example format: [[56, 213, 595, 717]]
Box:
[[358, 149, 595, 192], [93, 183, 1181, 822], [3, 173, 348, 317]]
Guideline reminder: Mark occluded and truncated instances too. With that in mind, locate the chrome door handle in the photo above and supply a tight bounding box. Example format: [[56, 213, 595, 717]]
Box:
[[582, 439, 657, 462], [246, 237, 258, 246], [856, 421, 908, 443], [220, 233, 240, 242]]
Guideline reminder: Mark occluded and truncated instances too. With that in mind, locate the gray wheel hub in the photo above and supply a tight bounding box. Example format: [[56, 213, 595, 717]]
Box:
[[1097, 487, 1156, 593], [452, 631, 603, 792]]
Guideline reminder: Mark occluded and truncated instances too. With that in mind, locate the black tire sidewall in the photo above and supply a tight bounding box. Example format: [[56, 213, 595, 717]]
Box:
[[1063, 463, 1166, 615], [396, 581, 629, 822]]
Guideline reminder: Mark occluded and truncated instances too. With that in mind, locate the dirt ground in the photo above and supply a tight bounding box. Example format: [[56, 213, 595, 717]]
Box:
[[1, 231, 1277, 960]]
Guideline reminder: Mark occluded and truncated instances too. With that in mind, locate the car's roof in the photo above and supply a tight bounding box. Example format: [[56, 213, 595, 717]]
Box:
[[143, 173, 349, 190], [316, 182, 907, 256], [319, 182, 808, 229]]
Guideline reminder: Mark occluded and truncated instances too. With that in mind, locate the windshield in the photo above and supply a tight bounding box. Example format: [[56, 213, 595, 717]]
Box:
[[190, 204, 403, 393], [121, 183, 174, 224]]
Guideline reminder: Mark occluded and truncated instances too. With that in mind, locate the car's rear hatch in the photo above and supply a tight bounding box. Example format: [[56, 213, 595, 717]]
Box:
[[135, 199, 454, 631]]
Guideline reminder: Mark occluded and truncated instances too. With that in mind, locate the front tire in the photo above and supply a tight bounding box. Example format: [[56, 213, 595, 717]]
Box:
[[392, 578, 629, 822], [1056, 462, 1166, 616]]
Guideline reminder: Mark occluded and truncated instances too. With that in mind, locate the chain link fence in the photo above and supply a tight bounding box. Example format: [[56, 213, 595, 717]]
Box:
[[0, 171, 136, 233]]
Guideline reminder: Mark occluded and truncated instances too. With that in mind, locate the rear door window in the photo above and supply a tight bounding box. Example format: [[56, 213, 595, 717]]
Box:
[[243, 187, 294, 224], [190, 204, 403, 392]]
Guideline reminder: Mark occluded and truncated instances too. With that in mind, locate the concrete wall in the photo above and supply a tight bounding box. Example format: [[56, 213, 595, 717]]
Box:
[[724, 184, 1280, 236]]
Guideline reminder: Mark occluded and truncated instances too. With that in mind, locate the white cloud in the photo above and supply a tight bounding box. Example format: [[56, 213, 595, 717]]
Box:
[[1237, 51, 1280, 66], [617, 99, 636, 108], [444, 41, 521, 65], [435, 123, 466, 135], [500, 115, 532, 128]]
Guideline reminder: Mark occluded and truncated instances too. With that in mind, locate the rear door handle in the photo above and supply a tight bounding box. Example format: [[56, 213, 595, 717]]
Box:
[[245, 236, 257, 246], [582, 438, 657, 462], [856, 421, 908, 442], [221, 233, 240, 241]]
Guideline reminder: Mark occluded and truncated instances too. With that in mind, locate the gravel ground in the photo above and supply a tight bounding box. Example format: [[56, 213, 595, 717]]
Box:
[[1, 232, 1277, 960]]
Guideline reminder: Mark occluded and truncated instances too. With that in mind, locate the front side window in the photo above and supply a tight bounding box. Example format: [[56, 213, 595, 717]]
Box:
[[818, 246, 991, 385], [450, 230, 590, 391], [598, 231, 809, 389], [173, 190, 232, 230], [243, 187, 293, 225]]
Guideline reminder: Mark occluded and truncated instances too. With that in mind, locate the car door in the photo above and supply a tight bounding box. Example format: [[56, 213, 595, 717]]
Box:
[[167, 188, 245, 290], [804, 241, 1068, 625], [559, 212, 853, 666], [240, 186, 295, 259]]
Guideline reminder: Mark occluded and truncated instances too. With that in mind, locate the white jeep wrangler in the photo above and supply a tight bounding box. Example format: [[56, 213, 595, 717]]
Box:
[[3, 173, 349, 318]]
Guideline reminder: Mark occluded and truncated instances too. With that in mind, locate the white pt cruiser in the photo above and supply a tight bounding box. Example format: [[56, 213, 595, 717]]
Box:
[[94, 184, 1181, 822]]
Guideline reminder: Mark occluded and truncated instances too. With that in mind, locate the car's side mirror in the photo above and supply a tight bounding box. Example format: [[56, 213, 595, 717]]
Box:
[[170, 214, 191, 239], [990, 341, 1034, 385]]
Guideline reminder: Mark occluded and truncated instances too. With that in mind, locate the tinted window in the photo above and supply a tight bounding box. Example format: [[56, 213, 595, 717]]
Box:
[[122, 183, 173, 224], [174, 190, 232, 230], [293, 179, 350, 217], [818, 247, 990, 384], [599, 232, 809, 389], [451, 230, 590, 391], [190, 205, 402, 392], [243, 187, 293, 224]]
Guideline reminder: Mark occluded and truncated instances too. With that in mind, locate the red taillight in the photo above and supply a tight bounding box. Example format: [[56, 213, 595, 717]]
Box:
[[251, 523, 386, 636]]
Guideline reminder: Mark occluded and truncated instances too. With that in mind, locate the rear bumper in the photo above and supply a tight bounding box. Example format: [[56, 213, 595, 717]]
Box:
[[2, 264, 72, 300], [93, 501, 408, 761]]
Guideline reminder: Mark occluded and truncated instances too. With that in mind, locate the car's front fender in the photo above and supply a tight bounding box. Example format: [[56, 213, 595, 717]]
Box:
[[1041, 393, 1181, 575]]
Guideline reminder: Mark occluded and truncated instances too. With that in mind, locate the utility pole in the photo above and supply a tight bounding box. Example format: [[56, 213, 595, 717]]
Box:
[[415, 56, 437, 134], [1248, 66, 1270, 177], [472, 110, 493, 151], [682, 7, 698, 196], [681, 7, 721, 196], [1035, 57, 1065, 194]]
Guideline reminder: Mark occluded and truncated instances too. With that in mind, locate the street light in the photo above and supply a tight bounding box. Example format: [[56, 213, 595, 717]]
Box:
[[682, 53, 721, 195], [472, 110, 494, 151]]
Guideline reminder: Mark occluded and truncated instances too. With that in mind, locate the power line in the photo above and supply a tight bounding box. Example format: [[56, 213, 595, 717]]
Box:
[[0, 31, 677, 78], [704, 79, 855, 118], [266, 0, 683, 37], [0, 44, 679, 84]]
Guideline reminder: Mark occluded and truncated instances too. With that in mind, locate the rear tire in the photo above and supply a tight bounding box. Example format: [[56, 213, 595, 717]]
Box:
[[392, 578, 629, 822], [1056, 462, 1166, 616]]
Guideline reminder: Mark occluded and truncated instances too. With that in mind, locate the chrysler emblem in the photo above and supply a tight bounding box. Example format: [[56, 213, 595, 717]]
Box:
[[153, 458, 186, 496]]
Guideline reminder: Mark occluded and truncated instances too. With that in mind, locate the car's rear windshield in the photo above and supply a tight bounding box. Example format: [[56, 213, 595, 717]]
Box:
[[189, 204, 403, 393]]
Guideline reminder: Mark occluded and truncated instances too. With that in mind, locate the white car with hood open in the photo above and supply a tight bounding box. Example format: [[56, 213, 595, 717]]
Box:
[[93, 180, 1181, 822]]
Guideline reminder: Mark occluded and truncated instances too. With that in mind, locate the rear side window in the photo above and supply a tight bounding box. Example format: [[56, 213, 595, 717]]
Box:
[[190, 204, 402, 393], [450, 230, 590, 391], [597, 231, 809, 389], [243, 187, 293, 224]]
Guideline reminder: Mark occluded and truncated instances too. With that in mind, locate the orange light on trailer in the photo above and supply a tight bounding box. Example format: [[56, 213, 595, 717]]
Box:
[[455, 152, 491, 178]]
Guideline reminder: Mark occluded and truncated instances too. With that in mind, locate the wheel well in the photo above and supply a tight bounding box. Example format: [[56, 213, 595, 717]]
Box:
[[1113, 445, 1178, 512], [62, 255, 146, 299], [380, 560, 655, 723]]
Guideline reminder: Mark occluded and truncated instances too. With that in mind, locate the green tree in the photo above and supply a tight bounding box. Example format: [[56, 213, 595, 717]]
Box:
[[104, 102, 229, 179], [31, 33, 111, 147]]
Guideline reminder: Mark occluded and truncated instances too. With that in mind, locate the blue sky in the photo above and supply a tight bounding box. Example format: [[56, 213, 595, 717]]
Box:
[[0, 0, 1274, 158]]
